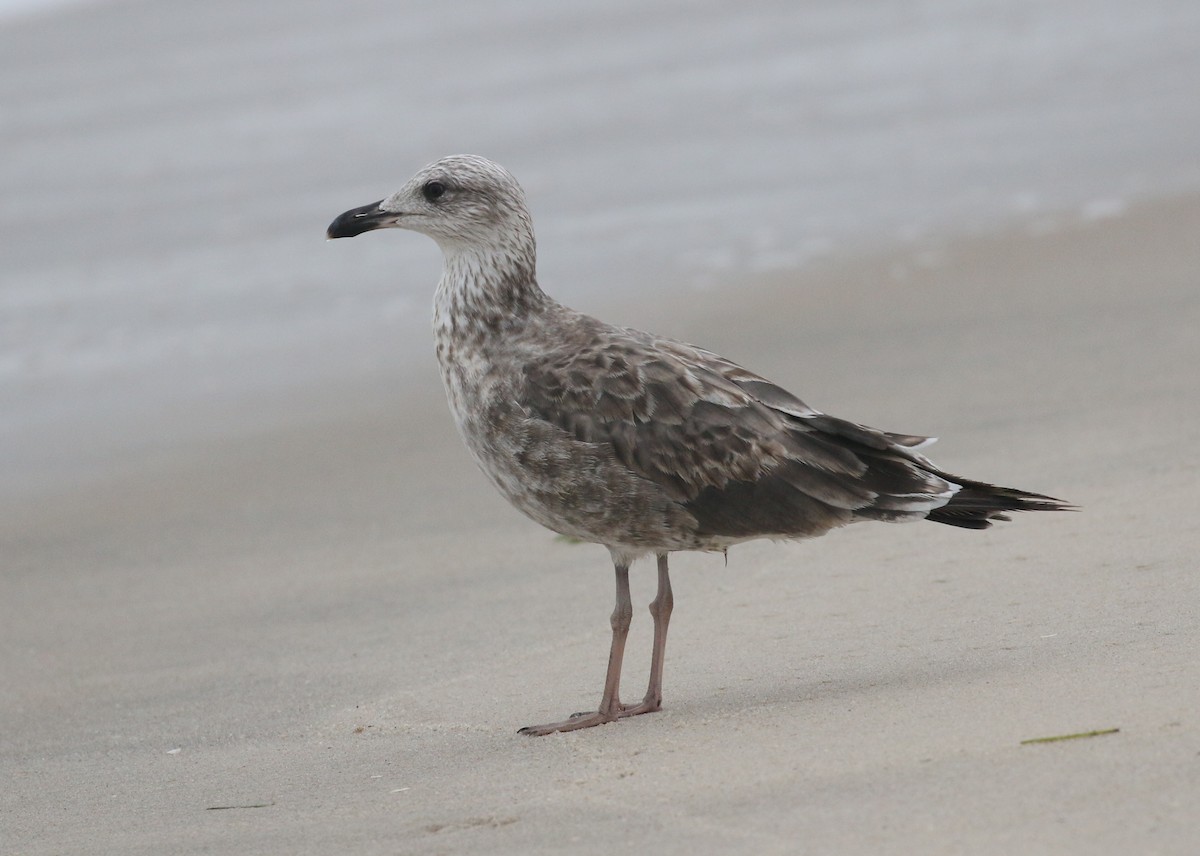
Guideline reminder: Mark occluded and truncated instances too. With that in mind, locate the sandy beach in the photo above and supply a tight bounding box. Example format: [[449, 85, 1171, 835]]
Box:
[[5, 192, 1200, 854]]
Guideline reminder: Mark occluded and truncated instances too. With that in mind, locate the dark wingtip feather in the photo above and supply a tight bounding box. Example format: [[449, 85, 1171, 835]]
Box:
[[926, 476, 1075, 529]]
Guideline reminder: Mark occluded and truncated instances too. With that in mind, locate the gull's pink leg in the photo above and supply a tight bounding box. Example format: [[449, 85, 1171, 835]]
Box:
[[620, 553, 672, 716], [519, 561, 633, 736]]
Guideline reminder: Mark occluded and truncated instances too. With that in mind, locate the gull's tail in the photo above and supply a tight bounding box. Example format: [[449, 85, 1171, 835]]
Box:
[[926, 475, 1075, 530]]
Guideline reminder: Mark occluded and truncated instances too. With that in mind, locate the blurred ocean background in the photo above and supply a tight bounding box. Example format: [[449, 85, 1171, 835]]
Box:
[[3, 0, 1199, 494]]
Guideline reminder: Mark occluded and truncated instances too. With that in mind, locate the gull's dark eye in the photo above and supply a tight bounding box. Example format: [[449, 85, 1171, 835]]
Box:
[[422, 181, 447, 202]]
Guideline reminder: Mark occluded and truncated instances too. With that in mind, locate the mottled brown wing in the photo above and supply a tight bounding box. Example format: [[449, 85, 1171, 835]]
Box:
[[519, 325, 955, 539]]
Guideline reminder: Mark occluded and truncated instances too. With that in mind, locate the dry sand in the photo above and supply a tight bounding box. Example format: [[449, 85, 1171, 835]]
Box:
[[3, 195, 1199, 854]]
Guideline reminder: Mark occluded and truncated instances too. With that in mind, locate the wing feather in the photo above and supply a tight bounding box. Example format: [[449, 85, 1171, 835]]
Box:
[[518, 323, 955, 539]]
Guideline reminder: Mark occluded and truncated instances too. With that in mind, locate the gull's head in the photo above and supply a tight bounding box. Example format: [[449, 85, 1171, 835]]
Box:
[[326, 155, 533, 256]]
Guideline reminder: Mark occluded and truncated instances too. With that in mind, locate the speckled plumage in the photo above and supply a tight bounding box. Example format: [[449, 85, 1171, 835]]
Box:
[[327, 155, 1070, 735]]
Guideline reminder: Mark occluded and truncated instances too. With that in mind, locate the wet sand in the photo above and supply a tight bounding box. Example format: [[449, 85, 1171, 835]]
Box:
[[4, 194, 1199, 854]]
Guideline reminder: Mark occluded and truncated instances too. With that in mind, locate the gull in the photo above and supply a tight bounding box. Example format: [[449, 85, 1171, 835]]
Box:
[[327, 155, 1070, 736]]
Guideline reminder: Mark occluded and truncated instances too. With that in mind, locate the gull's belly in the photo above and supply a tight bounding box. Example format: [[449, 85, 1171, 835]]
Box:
[[438, 358, 702, 552]]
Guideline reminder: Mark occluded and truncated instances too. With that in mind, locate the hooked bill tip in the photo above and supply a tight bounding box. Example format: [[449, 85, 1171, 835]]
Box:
[[326, 199, 388, 239]]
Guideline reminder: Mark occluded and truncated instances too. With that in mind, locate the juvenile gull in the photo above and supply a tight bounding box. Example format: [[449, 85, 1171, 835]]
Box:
[[327, 155, 1071, 736]]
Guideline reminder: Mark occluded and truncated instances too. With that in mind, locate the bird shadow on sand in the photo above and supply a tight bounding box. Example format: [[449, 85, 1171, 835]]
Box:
[[668, 647, 1022, 724]]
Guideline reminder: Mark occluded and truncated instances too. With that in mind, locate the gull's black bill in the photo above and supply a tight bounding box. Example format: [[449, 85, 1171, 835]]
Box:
[[326, 199, 388, 239]]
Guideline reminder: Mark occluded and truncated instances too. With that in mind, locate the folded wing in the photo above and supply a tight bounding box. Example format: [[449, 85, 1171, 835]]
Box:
[[519, 324, 960, 541]]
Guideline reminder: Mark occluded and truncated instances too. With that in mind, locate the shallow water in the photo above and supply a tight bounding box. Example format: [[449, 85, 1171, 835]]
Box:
[[3, 0, 1199, 491]]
